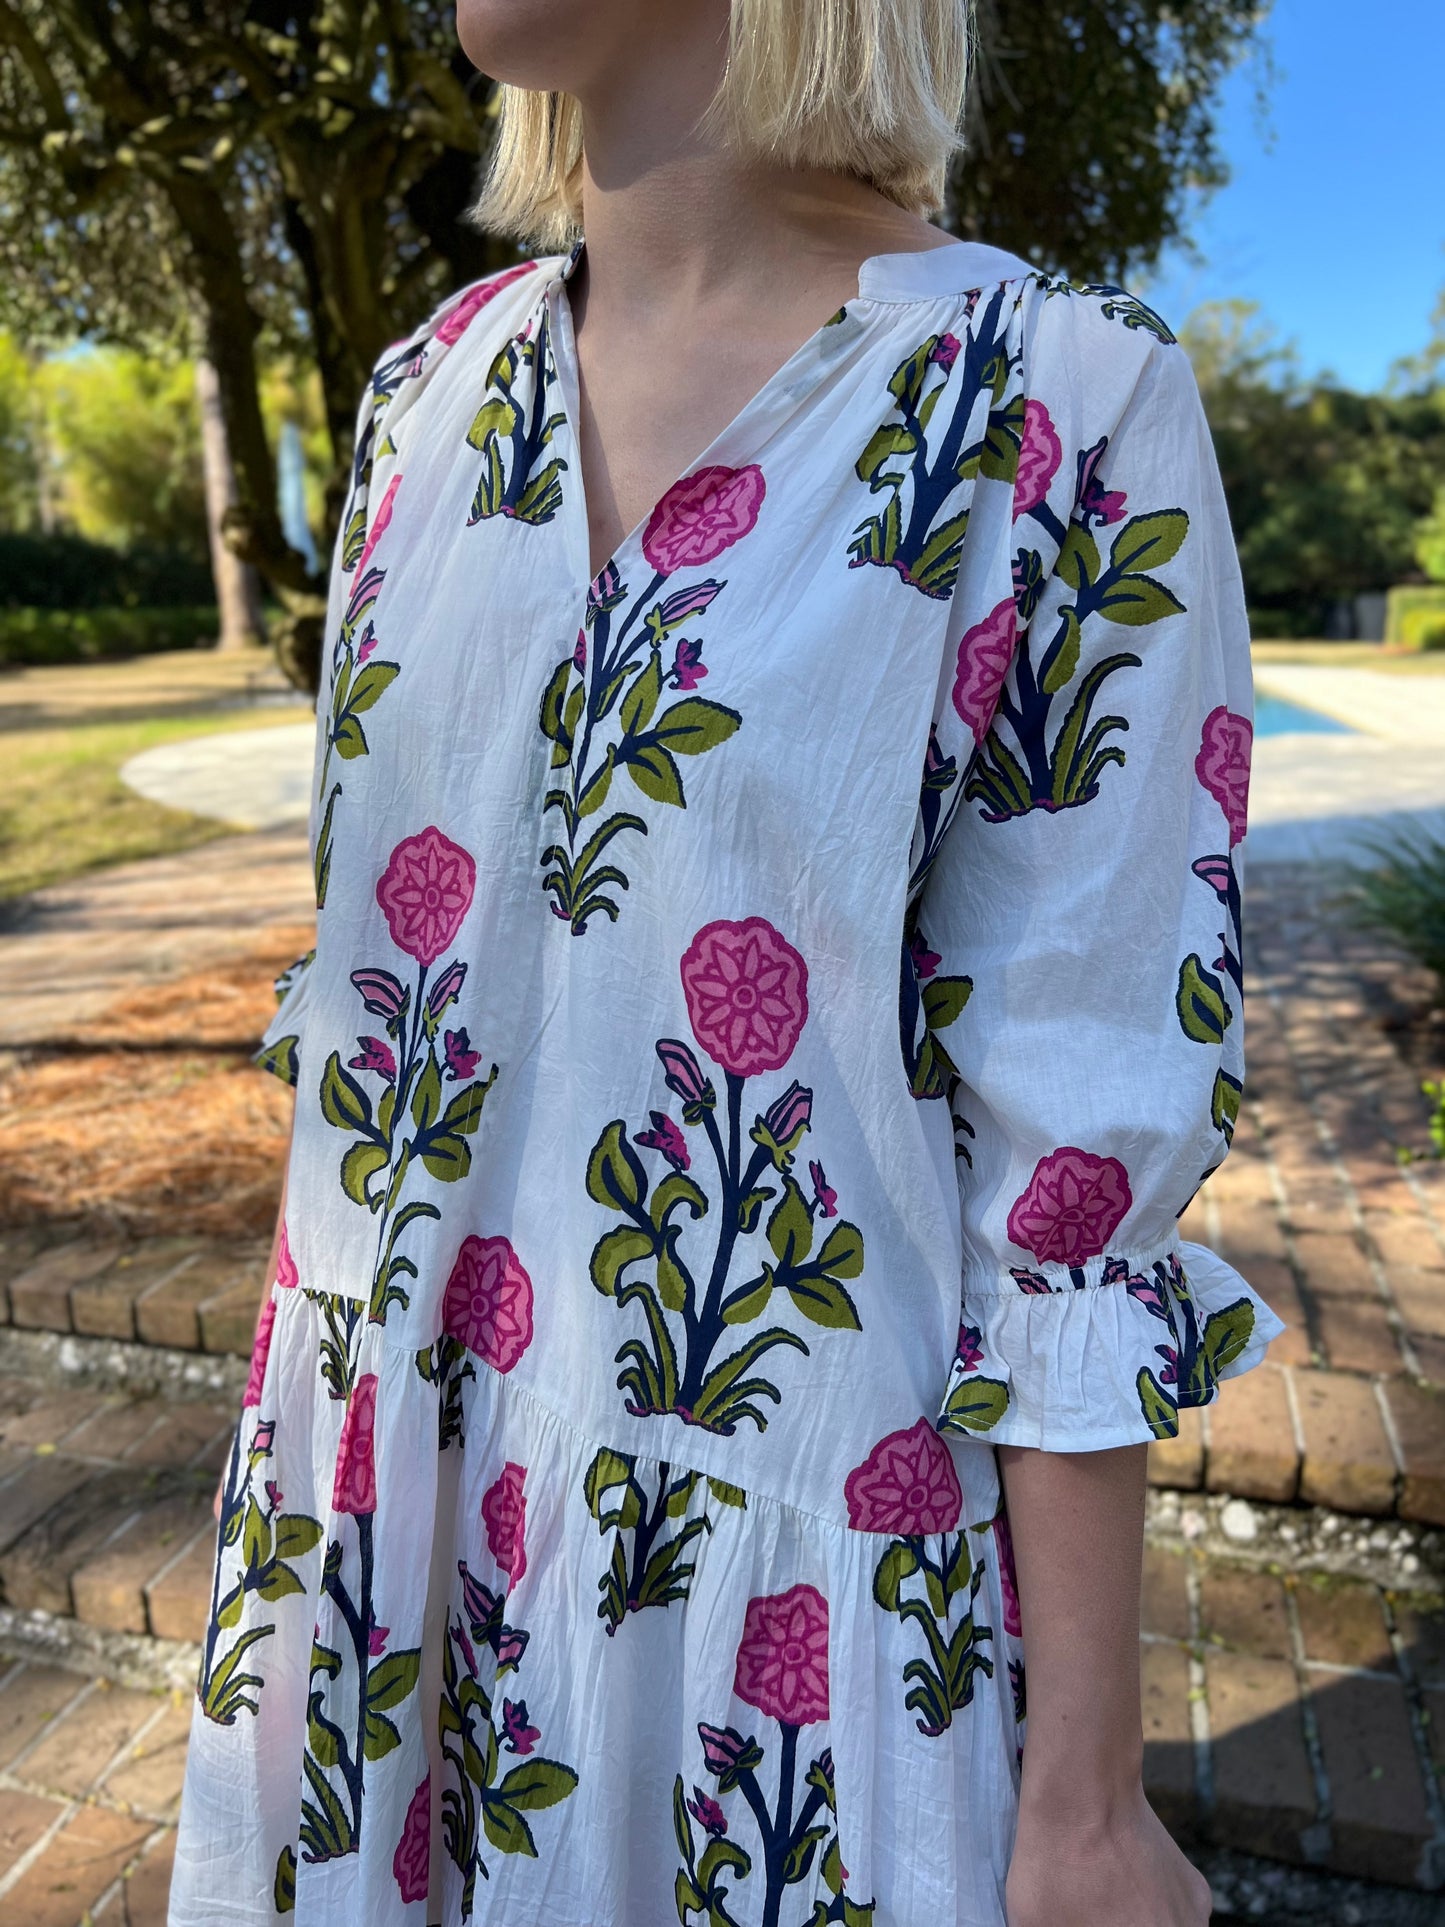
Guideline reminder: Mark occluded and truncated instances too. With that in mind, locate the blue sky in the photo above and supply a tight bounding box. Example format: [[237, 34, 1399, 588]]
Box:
[[1141, 0, 1443, 391]]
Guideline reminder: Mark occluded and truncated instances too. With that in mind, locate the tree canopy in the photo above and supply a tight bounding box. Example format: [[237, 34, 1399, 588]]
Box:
[[0, 0, 1271, 682], [1182, 302, 1445, 633]]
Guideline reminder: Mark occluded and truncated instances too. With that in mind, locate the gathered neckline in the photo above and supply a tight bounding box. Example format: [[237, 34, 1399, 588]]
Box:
[[547, 235, 1038, 310]]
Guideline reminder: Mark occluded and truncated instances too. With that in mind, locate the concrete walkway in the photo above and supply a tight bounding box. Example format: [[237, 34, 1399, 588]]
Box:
[[117, 664, 1445, 865]]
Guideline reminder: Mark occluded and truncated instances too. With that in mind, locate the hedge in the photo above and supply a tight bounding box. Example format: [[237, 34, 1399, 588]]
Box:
[[0, 532, 213, 610], [0, 606, 220, 665], [1385, 585, 1445, 651]]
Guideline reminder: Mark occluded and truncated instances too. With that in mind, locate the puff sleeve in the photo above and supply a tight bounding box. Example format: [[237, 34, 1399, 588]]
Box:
[[915, 289, 1284, 1452]]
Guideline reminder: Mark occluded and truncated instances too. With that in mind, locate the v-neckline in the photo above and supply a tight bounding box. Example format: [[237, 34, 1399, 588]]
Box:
[[543, 239, 969, 595]]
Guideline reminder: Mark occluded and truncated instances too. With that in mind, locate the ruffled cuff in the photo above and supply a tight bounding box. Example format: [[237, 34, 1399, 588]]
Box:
[[936, 1240, 1285, 1452], [253, 949, 316, 1088]]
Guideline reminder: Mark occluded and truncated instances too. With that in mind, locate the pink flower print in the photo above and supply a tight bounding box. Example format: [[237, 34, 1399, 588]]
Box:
[[1013, 399, 1062, 520], [1010, 1266, 1055, 1295], [349, 1035, 397, 1080], [357, 629, 378, 665], [242, 1299, 276, 1409], [355, 473, 402, 578], [680, 917, 809, 1078], [687, 1788, 728, 1838], [351, 967, 407, 1022], [843, 1418, 964, 1535], [572, 628, 586, 672], [426, 959, 468, 1023], [992, 1510, 1022, 1637], [587, 560, 623, 621], [657, 581, 723, 628], [392, 1773, 430, 1905], [657, 1037, 711, 1106], [368, 1618, 390, 1657], [264, 1479, 283, 1512], [274, 1222, 298, 1291], [502, 1697, 540, 1755], [670, 638, 707, 689], [956, 1322, 984, 1371], [734, 1584, 830, 1727], [909, 933, 941, 980], [637, 1111, 690, 1171], [443, 1235, 534, 1373], [443, 1027, 481, 1081], [332, 1373, 379, 1516], [252, 1420, 275, 1455], [952, 597, 1017, 742], [1006, 1147, 1133, 1267], [1076, 435, 1128, 526], [495, 1626, 528, 1670], [809, 1159, 837, 1217], [698, 1723, 751, 1777], [455, 1622, 479, 1677], [433, 261, 537, 346], [375, 826, 476, 967], [761, 1079, 812, 1148], [481, 1462, 527, 1583], [930, 333, 961, 371], [642, 464, 766, 574], [1195, 706, 1252, 849]]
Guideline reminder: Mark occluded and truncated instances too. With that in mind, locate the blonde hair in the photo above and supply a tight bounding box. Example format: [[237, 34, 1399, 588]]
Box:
[[473, 0, 974, 249]]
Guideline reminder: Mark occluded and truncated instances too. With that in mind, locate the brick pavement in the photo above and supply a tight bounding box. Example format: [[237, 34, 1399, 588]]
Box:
[[1140, 1543, 1445, 1891], [0, 1373, 231, 1647]]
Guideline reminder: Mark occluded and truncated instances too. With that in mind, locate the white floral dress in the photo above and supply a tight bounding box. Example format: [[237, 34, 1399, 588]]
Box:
[[170, 239, 1282, 1927]]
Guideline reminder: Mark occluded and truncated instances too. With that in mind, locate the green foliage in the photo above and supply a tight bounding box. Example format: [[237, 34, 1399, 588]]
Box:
[[1385, 585, 1445, 650], [0, 604, 218, 664], [955, 1, 1266, 280], [1344, 829, 1445, 1006], [1183, 302, 1445, 633], [0, 532, 213, 609], [37, 348, 206, 554]]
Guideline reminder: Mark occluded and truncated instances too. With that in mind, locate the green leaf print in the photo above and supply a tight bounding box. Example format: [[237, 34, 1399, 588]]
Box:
[[938, 1376, 1011, 1435], [1176, 955, 1230, 1045], [1193, 1297, 1256, 1395], [1136, 1366, 1178, 1440], [320, 1053, 375, 1136], [587, 1120, 649, 1211], [1109, 509, 1188, 575], [591, 1225, 657, 1296]]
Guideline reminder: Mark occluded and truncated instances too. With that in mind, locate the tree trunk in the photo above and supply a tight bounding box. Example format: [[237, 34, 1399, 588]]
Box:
[[195, 356, 266, 651]]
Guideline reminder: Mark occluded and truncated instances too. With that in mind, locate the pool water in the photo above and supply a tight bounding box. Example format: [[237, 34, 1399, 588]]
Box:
[[1254, 692, 1354, 737]]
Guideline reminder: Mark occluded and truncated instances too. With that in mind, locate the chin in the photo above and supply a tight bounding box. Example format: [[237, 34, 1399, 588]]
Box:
[[455, 0, 610, 88]]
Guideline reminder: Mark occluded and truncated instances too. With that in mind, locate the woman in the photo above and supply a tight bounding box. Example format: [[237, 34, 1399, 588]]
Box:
[[172, 3, 1280, 1922]]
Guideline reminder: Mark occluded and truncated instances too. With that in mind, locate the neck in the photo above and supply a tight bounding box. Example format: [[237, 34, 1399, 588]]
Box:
[[570, 29, 949, 325]]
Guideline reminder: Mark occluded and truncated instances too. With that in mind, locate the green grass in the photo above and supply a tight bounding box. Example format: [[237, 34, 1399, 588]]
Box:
[[0, 706, 309, 901]]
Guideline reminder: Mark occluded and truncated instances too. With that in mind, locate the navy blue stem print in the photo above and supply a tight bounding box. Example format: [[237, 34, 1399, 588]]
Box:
[[583, 1449, 746, 1632], [539, 564, 742, 933], [673, 1739, 870, 1927], [587, 1058, 865, 1437], [439, 1583, 579, 1918], [965, 505, 1190, 821], [870, 1532, 994, 1735], [848, 286, 1021, 599], [465, 307, 568, 525], [1128, 1255, 1257, 1438], [1176, 849, 1245, 1141], [199, 1421, 323, 1727]]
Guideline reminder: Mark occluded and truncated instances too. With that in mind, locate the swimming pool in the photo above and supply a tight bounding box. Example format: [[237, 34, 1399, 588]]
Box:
[[1254, 691, 1354, 737]]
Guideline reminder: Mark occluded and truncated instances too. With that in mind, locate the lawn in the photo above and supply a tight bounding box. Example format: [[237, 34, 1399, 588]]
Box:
[[0, 653, 310, 901]]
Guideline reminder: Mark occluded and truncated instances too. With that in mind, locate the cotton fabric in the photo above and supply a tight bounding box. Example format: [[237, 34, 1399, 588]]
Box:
[[171, 238, 1281, 1927]]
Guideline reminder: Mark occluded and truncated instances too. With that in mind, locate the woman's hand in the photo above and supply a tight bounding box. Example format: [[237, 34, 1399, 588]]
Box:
[[1006, 1784, 1211, 1926]]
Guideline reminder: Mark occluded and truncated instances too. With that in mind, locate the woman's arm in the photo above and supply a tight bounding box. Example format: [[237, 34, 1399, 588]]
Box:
[[999, 1444, 1211, 1927]]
